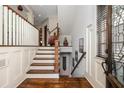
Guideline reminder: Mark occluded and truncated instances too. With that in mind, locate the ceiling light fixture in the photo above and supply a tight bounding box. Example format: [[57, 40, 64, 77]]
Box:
[[17, 5, 23, 11]]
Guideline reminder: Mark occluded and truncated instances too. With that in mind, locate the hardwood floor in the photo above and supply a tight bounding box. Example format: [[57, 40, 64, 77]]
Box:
[[18, 77, 92, 88]]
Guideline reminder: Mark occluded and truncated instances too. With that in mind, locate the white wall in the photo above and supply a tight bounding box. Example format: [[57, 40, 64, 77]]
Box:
[[58, 5, 106, 87], [0, 47, 37, 88], [71, 6, 106, 87], [71, 6, 95, 77], [49, 16, 58, 31], [58, 5, 77, 35]]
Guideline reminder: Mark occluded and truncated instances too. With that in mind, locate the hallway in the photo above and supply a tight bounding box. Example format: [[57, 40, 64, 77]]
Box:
[[1, 5, 124, 88], [18, 77, 92, 88]]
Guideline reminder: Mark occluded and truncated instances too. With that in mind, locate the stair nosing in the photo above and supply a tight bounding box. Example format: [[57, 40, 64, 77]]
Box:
[[31, 63, 54, 66], [38, 49, 55, 51], [33, 57, 55, 60]]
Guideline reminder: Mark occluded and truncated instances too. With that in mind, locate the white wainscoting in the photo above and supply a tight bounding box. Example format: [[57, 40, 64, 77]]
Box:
[[0, 47, 37, 88], [85, 57, 106, 88]]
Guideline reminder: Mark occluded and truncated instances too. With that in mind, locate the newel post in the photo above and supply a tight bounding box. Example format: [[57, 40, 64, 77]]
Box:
[[54, 40, 59, 73]]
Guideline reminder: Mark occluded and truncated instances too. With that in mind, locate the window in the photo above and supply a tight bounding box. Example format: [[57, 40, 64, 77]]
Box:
[[112, 5, 124, 85], [97, 5, 108, 58]]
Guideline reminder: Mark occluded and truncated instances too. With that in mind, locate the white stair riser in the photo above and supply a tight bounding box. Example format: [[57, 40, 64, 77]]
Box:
[[38, 47, 55, 49], [27, 74, 59, 78], [35, 55, 55, 58], [37, 51, 55, 53], [30, 66, 54, 70], [33, 60, 55, 63], [38, 47, 60, 50]]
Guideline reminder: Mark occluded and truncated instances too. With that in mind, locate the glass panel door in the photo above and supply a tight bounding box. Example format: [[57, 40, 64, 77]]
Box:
[[112, 5, 124, 85]]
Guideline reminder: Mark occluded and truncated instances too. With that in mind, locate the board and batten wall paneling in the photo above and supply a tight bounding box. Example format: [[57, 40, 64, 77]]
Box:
[[0, 5, 3, 45], [0, 47, 37, 88]]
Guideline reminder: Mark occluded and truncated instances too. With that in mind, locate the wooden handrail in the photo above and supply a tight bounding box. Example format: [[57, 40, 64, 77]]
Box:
[[49, 23, 59, 34], [49, 26, 58, 33], [54, 40, 59, 73], [71, 52, 86, 75], [48, 23, 59, 39], [4, 5, 39, 31]]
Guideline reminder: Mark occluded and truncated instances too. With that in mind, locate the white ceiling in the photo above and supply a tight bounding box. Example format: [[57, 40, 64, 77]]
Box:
[[28, 5, 58, 26]]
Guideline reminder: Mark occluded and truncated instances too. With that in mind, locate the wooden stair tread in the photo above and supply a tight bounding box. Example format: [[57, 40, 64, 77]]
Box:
[[27, 70, 57, 74], [31, 63, 54, 66], [33, 58, 54, 60]]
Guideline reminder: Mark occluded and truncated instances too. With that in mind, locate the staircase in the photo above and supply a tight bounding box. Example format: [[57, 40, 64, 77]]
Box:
[[27, 47, 59, 78]]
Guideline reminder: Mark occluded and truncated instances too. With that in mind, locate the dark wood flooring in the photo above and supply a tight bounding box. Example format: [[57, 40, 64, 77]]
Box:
[[18, 77, 92, 88]]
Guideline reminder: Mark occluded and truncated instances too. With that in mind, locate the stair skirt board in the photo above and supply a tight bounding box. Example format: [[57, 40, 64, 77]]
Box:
[[33, 60, 55, 63], [30, 66, 54, 70], [26, 74, 59, 78], [35, 55, 55, 58]]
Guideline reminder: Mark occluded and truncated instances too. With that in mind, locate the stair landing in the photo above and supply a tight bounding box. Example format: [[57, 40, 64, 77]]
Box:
[[17, 77, 93, 88]]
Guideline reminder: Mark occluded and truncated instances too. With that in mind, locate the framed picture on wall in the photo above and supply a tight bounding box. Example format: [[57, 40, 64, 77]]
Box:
[[79, 38, 84, 53], [75, 51, 78, 62]]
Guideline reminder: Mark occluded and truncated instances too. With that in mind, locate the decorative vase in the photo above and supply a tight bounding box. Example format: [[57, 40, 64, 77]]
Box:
[[63, 37, 68, 46]]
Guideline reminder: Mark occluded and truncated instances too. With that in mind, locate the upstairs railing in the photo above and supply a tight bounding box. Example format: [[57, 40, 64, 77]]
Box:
[[48, 23, 60, 39], [0, 5, 39, 46], [71, 52, 86, 75]]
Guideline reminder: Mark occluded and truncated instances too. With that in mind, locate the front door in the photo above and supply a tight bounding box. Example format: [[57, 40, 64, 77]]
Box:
[[102, 5, 124, 87], [110, 5, 124, 87]]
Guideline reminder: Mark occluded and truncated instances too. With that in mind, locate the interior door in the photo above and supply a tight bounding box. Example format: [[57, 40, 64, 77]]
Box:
[[44, 25, 47, 46], [86, 24, 96, 78], [86, 25, 92, 76]]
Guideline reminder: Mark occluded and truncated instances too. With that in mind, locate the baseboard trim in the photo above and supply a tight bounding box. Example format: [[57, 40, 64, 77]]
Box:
[[84, 74, 95, 88], [15, 74, 27, 88]]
